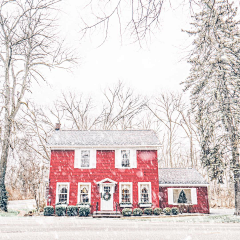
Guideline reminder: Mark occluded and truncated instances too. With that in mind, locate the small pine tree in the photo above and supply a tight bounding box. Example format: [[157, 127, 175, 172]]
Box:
[[178, 190, 187, 204], [0, 184, 8, 212]]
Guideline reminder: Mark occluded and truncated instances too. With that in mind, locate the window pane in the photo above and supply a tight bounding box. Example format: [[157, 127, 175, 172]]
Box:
[[58, 185, 68, 203], [121, 150, 130, 167], [141, 187, 149, 202], [79, 185, 90, 203], [173, 189, 192, 204], [81, 150, 90, 167]]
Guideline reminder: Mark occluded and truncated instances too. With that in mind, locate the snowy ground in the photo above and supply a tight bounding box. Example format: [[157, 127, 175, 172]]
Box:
[[0, 217, 240, 240], [8, 199, 36, 211]]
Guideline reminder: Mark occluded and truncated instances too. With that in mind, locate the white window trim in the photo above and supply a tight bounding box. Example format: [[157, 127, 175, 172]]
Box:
[[138, 182, 152, 204], [119, 182, 133, 205], [169, 188, 198, 205], [56, 182, 70, 204], [115, 149, 137, 169], [74, 149, 96, 169], [77, 182, 91, 204]]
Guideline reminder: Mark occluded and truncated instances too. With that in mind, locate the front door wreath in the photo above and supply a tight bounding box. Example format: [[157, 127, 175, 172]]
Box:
[[103, 191, 111, 201]]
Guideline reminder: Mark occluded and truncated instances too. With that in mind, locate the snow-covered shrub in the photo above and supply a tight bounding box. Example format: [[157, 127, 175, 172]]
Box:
[[122, 208, 132, 216], [163, 207, 171, 215], [171, 207, 179, 215], [79, 207, 90, 217], [44, 206, 54, 216], [153, 208, 162, 215], [55, 206, 66, 216], [143, 208, 153, 215], [133, 208, 143, 216], [67, 206, 78, 216]]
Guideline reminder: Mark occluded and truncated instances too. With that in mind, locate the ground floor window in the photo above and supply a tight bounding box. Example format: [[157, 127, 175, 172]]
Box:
[[119, 182, 132, 203], [168, 188, 197, 205], [138, 182, 152, 203], [78, 183, 91, 204], [56, 182, 70, 204]]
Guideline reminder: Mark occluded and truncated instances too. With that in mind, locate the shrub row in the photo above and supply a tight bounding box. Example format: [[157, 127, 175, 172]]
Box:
[[122, 207, 179, 216], [163, 207, 179, 215], [44, 206, 90, 217]]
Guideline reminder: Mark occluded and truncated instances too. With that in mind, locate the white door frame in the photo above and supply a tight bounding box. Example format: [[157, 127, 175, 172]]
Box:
[[97, 178, 117, 211]]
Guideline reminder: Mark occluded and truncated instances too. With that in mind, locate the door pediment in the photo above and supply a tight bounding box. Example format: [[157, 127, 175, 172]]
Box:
[[97, 178, 117, 185]]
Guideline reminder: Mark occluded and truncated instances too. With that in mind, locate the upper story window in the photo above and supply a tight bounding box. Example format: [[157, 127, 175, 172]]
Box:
[[74, 149, 96, 169], [121, 150, 130, 167], [56, 182, 70, 204], [81, 150, 90, 167], [115, 149, 137, 169]]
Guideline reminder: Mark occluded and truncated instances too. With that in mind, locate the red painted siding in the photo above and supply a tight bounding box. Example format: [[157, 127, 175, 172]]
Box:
[[159, 186, 209, 213], [49, 150, 159, 212]]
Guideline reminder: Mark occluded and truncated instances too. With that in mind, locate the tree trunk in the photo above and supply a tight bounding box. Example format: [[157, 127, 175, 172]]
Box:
[[234, 168, 240, 215], [0, 119, 12, 212]]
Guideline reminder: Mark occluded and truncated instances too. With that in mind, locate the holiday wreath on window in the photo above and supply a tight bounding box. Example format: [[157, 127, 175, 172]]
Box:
[[103, 192, 111, 201]]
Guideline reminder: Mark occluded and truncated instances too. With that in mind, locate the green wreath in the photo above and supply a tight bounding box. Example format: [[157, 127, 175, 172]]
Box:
[[103, 192, 111, 201]]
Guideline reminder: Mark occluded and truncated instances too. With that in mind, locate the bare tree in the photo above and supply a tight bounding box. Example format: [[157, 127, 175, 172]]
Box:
[[51, 81, 147, 130], [0, 0, 75, 211], [100, 81, 147, 130]]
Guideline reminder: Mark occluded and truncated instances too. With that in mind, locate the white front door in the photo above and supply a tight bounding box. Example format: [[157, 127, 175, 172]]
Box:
[[101, 185, 113, 211]]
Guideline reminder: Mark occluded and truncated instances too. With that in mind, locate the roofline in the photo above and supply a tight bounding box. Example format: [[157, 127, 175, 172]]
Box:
[[159, 183, 209, 187], [48, 145, 160, 150]]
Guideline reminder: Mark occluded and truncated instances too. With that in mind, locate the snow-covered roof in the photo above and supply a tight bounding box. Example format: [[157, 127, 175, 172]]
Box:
[[48, 130, 161, 147], [159, 168, 208, 185]]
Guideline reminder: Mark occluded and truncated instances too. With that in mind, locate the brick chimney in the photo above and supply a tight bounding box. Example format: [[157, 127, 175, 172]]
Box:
[[55, 123, 61, 131]]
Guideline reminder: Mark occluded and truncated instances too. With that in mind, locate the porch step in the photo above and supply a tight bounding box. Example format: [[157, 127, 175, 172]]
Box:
[[93, 211, 122, 218]]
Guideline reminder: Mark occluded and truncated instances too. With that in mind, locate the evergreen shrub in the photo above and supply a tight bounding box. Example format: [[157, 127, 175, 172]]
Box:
[[171, 207, 179, 215], [79, 207, 90, 217], [67, 206, 78, 216], [143, 208, 153, 215], [122, 208, 132, 216], [55, 206, 66, 216], [153, 208, 162, 215], [133, 208, 143, 216], [44, 206, 54, 216], [163, 207, 171, 215]]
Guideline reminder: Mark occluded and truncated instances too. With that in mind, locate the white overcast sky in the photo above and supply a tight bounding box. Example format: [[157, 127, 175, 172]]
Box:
[[31, 1, 197, 105]]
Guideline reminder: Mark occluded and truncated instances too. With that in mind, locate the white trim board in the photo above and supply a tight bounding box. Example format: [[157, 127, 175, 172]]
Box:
[[49, 145, 160, 150], [159, 184, 209, 187]]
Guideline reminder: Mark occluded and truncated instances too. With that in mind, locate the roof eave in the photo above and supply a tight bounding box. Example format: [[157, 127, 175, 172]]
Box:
[[48, 144, 161, 150], [159, 183, 209, 187]]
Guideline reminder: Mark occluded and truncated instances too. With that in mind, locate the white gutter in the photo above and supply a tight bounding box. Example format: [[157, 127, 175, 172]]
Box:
[[159, 183, 209, 187], [48, 145, 160, 150]]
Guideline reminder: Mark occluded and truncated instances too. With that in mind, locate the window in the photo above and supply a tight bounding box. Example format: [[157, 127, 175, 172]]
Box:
[[168, 188, 197, 205], [56, 183, 69, 204], [121, 150, 130, 167], [119, 182, 132, 204], [138, 182, 152, 203], [78, 183, 91, 204], [74, 149, 96, 169], [81, 150, 90, 167], [115, 149, 137, 169]]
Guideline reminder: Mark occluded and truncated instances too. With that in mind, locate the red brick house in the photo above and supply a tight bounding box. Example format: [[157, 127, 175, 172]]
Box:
[[159, 168, 210, 213], [47, 130, 161, 212]]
